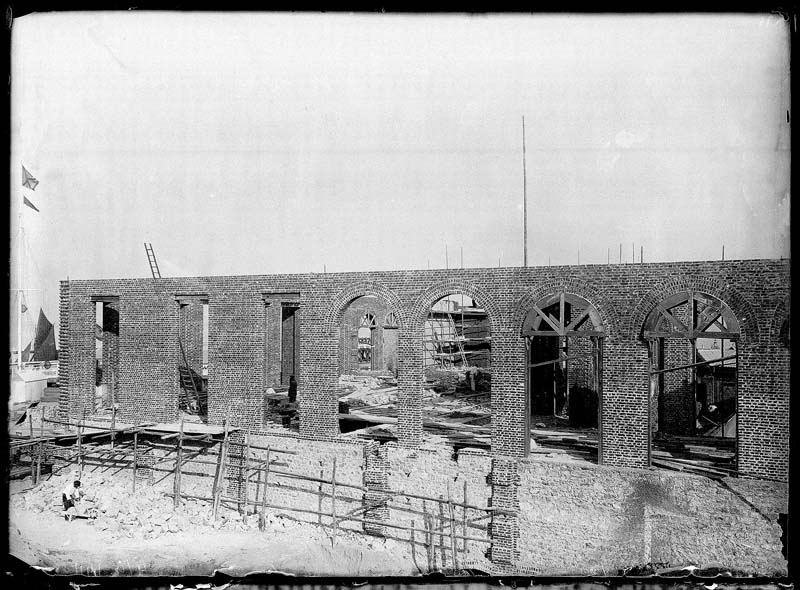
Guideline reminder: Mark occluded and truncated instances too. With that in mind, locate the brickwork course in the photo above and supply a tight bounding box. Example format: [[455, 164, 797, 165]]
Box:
[[58, 258, 790, 571]]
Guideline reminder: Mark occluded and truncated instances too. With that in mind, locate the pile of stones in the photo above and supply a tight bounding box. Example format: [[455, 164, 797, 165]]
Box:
[[12, 469, 293, 540]]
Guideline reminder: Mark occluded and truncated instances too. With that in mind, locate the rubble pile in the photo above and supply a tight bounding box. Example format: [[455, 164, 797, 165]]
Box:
[[339, 375, 399, 407], [11, 470, 296, 541]]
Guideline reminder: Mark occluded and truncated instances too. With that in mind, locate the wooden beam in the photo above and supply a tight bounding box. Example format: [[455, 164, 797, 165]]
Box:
[[529, 303, 562, 333], [524, 330, 604, 338], [527, 351, 595, 369], [649, 354, 737, 375], [656, 304, 688, 333], [565, 307, 591, 332], [644, 330, 739, 340]]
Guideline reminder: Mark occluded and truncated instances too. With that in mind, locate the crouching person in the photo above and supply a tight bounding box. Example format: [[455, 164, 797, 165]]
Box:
[[62, 480, 83, 521]]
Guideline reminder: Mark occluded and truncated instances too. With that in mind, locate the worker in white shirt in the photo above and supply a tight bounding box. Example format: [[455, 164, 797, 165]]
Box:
[[62, 480, 83, 521]]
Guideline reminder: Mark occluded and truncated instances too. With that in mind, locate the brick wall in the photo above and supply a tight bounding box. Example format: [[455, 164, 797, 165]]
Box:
[[60, 259, 789, 482], [58, 280, 70, 422]]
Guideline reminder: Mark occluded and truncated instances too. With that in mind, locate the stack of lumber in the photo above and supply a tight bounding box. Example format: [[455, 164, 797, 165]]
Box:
[[651, 437, 736, 478], [529, 428, 599, 462]]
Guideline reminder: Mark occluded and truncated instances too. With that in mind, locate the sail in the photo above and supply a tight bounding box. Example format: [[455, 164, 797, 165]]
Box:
[[21, 341, 33, 363], [31, 309, 58, 361]]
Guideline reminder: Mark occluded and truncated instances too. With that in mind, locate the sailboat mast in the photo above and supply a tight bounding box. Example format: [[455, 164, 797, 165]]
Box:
[[17, 212, 23, 369]]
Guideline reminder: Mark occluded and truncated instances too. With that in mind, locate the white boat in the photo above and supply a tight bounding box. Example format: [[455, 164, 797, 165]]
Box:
[[9, 165, 59, 410], [9, 309, 59, 408]]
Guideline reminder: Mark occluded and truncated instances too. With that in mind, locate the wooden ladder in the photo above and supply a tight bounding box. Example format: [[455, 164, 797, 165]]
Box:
[[445, 312, 468, 366], [144, 242, 161, 279], [178, 339, 202, 413]]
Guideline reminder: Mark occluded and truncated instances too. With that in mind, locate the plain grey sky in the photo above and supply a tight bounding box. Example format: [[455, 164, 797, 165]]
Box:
[[9, 13, 791, 346]]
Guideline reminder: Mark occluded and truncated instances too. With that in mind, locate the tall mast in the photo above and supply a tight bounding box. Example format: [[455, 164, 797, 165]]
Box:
[[522, 116, 528, 267], [17, 212, 23, 368]]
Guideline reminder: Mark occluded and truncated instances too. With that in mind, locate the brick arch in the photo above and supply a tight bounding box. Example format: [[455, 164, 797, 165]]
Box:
[[629, 274, 760, 344], [324, 281, 408, 333], [769, 295, 790, 348], [409, 280, 503, 335], [511, 279, 621, 337]]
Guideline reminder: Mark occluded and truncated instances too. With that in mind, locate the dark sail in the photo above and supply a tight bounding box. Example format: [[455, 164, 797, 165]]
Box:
[[32, 309, 58, 362]]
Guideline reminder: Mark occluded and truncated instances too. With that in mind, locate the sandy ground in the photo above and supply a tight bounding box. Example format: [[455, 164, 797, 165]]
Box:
[[8, 480, 424, 578]]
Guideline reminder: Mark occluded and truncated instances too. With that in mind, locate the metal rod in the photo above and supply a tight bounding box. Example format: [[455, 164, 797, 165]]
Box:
[[522, 115, 528, 267]]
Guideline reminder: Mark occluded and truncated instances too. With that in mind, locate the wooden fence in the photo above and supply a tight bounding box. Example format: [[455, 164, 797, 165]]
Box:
[[10, 416, 498, 570]]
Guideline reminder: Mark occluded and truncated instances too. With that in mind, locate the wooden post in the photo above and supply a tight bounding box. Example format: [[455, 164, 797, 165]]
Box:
[[462, 480, 468, 553], [447, 486, 459, 571], [438, 498, 446, 568], [423, 507, 434, 571], [259, 447, 271, 531], [173, 418, 184, 508], [132, 431, 138, 493], [330, 457, 338, 531], [28, 409, 34, 439], [255, 458, 262, 506], [317, 466, 324, 525], [242, 435, 251, 522], [410, 519, 417, 564], [213, 419, 229, 520], [35, 441, 43, 485], [39, 407, 44, 439], [77, 429, 83, 476]]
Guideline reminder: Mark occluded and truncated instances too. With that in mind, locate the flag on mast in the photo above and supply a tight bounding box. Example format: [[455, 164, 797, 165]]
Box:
[[23, 196, 39, 212], [22, 165, 39, 190]]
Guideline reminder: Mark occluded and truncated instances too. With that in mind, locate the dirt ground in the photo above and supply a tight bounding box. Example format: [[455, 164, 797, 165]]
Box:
[[8, 476, 424, 578]]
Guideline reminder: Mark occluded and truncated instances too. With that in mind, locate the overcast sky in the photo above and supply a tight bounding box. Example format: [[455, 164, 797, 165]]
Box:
[[9, 12, 791, 346]]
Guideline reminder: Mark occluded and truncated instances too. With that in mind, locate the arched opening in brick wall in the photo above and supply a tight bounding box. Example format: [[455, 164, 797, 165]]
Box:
[[337, 295, 402, 441], [422, 293, 492, 450], [338, 296, 396, 378], [644, 291, 739, 473], [357, 313, 378, 370], [522, 292, 602, 463]]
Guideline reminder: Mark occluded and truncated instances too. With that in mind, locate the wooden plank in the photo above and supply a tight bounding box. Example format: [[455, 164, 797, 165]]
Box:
[[649, 354, 737, 375], [525, 330, 604, 337]]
